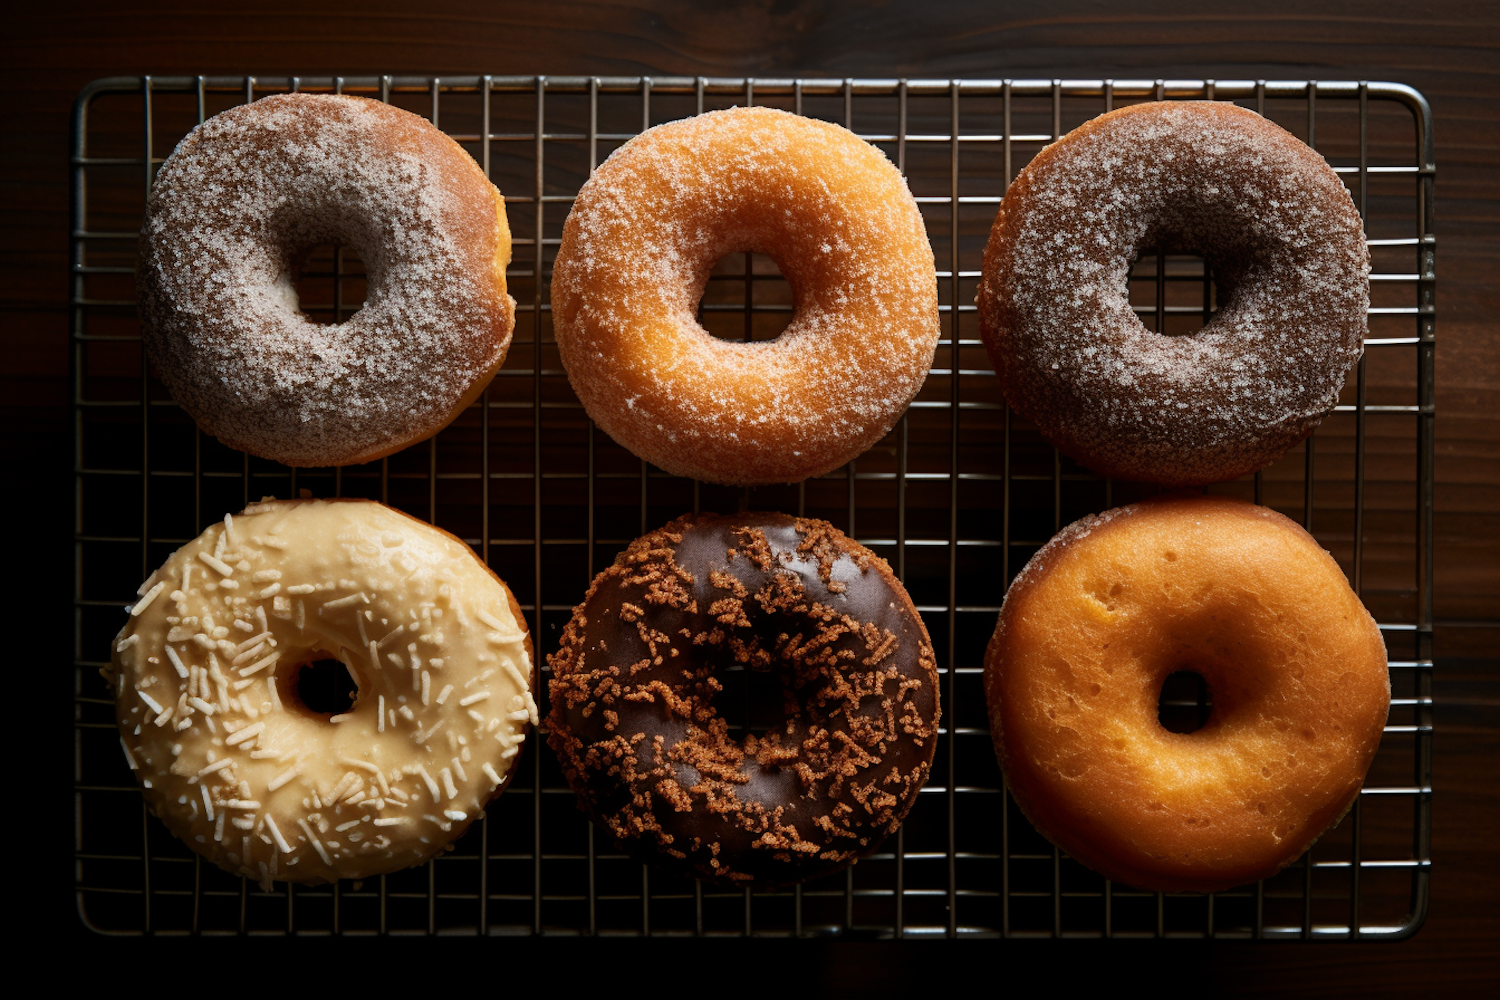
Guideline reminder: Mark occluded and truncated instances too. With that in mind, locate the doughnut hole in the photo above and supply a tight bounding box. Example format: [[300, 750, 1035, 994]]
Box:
[[1157, 669, 1214, 734], [278, 654, 360, 718], [292, 243, 368, 324], [698, 252, 796, 343], [1126, 248, 1221, 338]]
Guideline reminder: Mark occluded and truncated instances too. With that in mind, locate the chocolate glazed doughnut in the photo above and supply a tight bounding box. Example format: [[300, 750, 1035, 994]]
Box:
[[547, 513, 940, 887]]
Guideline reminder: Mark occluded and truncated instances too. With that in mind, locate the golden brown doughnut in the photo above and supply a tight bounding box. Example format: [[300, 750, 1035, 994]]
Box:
[[977, 101, 1369, 486], [984, 495, 1389, 892], [138, 93, 515, 468], [551, 107, 939, 486]]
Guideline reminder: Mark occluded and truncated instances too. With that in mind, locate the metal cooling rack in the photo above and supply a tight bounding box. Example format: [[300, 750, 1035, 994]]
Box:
[[71, 75, 1435, 939]]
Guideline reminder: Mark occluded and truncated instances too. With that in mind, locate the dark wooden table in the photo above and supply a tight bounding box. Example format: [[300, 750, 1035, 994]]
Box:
[[6, 1, 1494, 992]]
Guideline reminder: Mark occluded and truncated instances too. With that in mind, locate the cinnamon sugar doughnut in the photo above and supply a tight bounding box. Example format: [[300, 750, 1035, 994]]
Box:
[[138, 93, 515, 468], [110, 498, 538, 886], [978, 101, 1369, 486], [552, 107, 939, 486], [985, 495, 1390, 893], [547, 513, 940, 886]]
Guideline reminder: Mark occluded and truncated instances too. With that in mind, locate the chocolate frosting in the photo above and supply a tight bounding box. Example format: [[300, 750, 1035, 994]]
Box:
[[547, 513, 939, 886]]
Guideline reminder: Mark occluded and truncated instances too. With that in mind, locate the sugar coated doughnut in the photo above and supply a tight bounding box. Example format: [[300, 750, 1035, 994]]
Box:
[[552, 107, 940, 486], [547, 513, 940, 886], [978, 101, 1369, 487], [110, 498, 538, 886], [985, 495, 1389, 893], [138, 93, 515, 468]]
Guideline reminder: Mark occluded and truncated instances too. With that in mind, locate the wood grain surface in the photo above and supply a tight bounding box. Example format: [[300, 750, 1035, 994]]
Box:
[[5, 1, 1494, 991]]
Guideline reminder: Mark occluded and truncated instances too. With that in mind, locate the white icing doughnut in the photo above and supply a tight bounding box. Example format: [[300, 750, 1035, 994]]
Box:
[[110, 498, 537, 886]]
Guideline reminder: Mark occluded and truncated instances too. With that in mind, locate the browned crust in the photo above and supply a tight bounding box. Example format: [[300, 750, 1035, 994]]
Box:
[[984, 495, 1389, 893]]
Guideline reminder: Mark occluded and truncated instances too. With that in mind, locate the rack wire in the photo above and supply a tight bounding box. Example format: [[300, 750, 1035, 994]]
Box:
[[72, 75, 1435, 938]]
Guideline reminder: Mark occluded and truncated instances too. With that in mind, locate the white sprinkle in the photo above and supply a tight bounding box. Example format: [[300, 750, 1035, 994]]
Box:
[[200, 784, 215, 820], [198, 551, 235, 577], [137, 689, 164, 714], [435, 684, 454, 705], [214, 812, 226, 842], [439, 768, 458, 800], [477, 608, 526, 642], [188, 696, 216, 715], [372, 817, 406, 827], [459, 691, 490, 707], [286, 584, 316, 595], [235, 630, 272, 653], [412, 719, 444, 745], [335, 819, 362, 832], [296, 818, 333, 866], [326, 772, 359, 804], [223, 513, 236, 548], [329, 713, 352, 723], [507, 709, 530, 721], [164, 646, 190, 679], [232, 642, 267, 666], [376, 625, 405, 649], [421, 671, 431, 705], [238, 651, 280, 676], [481, 762, 502, 788], [120, 738, 138, 770], [415, 764, 441, 802], [225, 799, 261, 810], [258, 582, 282, 599], [501, 746, 519, 759], [368, 640, 380, 671], [226, 722, 264, 746], [153, 706, 174, 727], [321, 593, 368, 611], [377, 695, 385, 732], [130, 581, 167, 617], [468, 709, 486, 724], [266, 675, 283, 713], [115, 633, 140, 654], [499, 655, 529, 694], [264, 814, 293, 854], [268, 764, 301, 792], [398, 705, 415, 721], [450, 757, 468, 782], [197, 758, 234, 777], [443, 810, 467, 822]]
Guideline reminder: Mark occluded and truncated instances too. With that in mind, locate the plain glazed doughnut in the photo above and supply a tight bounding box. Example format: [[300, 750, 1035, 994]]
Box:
[[138, 93, 515, 468], [551, 107, 940, 486], [110, 498, 538, 886], [977, 101, 1369, 487], [985, 495, 1389, 893], [547, 513, 940, 886]]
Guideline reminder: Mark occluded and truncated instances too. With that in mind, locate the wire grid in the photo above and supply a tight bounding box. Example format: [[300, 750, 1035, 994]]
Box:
[[71, 75, 1435, 939]]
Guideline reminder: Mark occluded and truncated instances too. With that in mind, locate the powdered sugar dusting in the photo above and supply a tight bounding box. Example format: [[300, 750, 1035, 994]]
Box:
[[978, 101, 1369, 487], [552, 106, 940, 486], [138, 94, 515, 468]]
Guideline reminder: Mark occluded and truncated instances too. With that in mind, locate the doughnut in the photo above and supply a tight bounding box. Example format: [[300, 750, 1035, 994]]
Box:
[[547, 513, 940, 886], [137, 93, 515, 468], [109, 498, 538, 886], [985, 495, 1389, 893], [551, 107, 940, 486], [977, 101, 1369, 487]]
